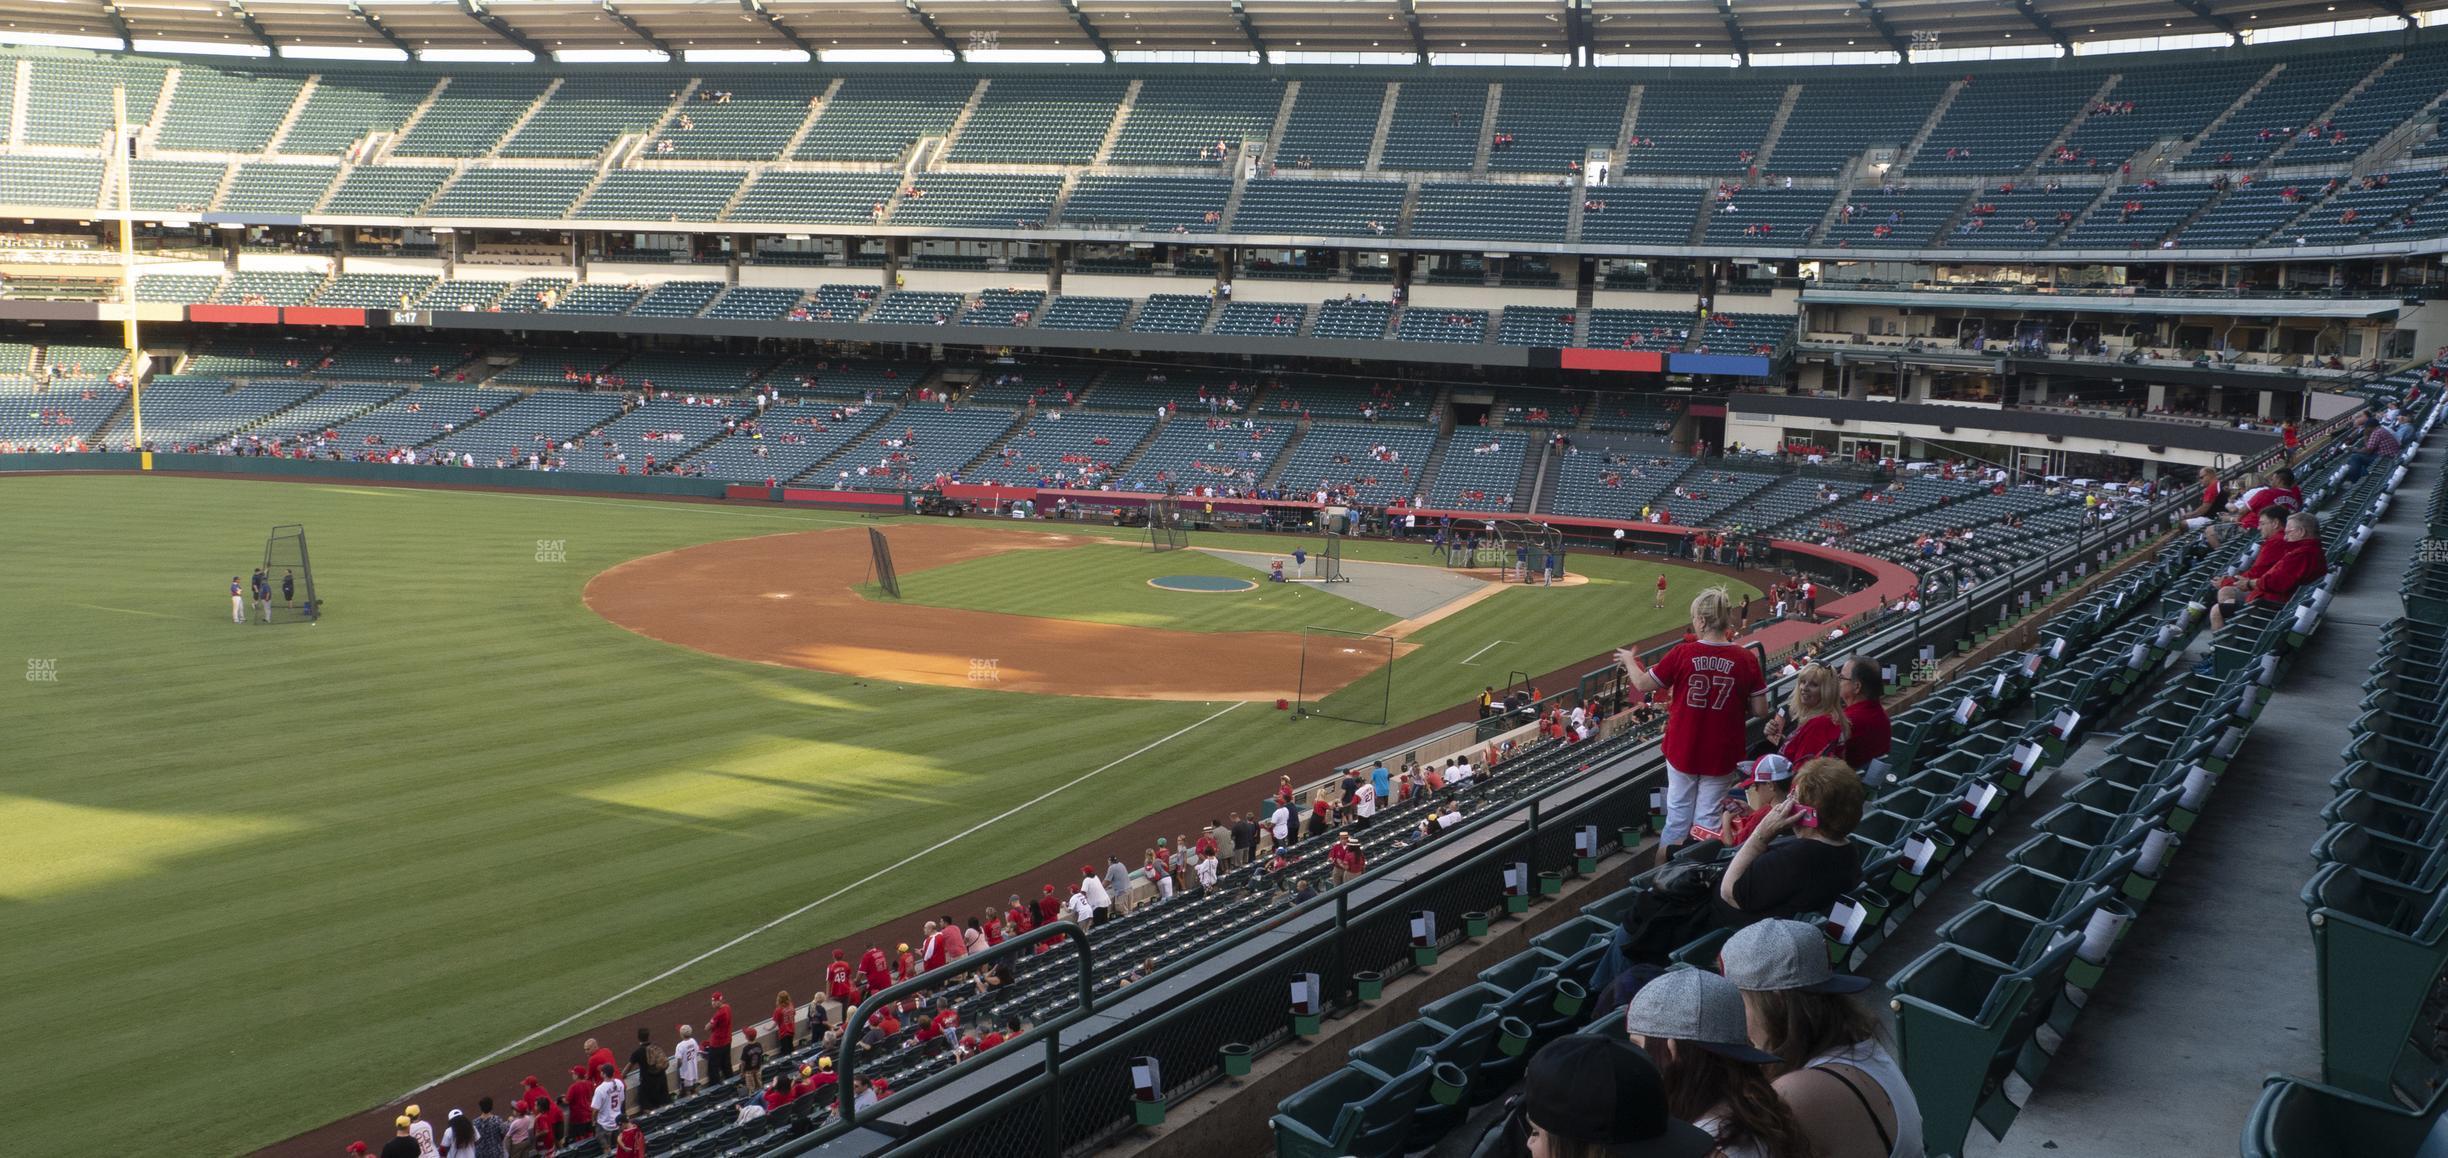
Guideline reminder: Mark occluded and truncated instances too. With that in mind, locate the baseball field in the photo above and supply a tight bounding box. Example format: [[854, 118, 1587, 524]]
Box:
[[0, 473, 1754, 1154]]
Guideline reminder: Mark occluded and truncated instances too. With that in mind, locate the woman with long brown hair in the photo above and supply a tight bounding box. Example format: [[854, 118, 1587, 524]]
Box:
[[1626, 968, 1815, 1158], [1725, 920, 1924, 1158]]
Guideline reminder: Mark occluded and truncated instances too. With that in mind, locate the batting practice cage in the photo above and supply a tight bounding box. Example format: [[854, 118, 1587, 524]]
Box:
[[1442, 520, 1567, 581], [867, 528, 902, 598], [262, 524, 321, 622], [1319, 533, 1351, 583], [1294, 626, 1397, 725], [1148, 496, 1189, 552]]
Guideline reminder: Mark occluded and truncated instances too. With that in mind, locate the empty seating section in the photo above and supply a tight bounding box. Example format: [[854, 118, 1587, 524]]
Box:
[[1496, 307, 1574, 347], [767, 359, 920, 402], [1825, 189, 1970, 248], [1621, 80, 1779, 174], [575, 170, 744, 222], [2176, 185, 2305, 247], [136, 274, 224, 304], [122, 160, 224, 213], [1695, 312, 1792, 354], [962, 369, 1079, 408], [1262, 377, 1428, 423], [681, 398, 881, 481], [322, 384, 517, 448], [0, 157, 103, 208], [1586, 309, 1689, 351], [2288, 173, 2445, 245], [562, 398, 749, 473], [1108, 78, 1285, 165], [891, 174, 1061, 228], [493, 347, 613, 387], [321, 167, 448, 216], [155, 68, 304, 152], [1274, 423, 1435, 503], [24, 58, 164, 146], [839, 405, 1018, 485], [1394, 308, 1489, 344], [2286, 49, 2448, 165], [1772, 78, 1951, 175], [499, 78, 670, 158], [944, 78, 1127, 165], [1945, 184, 2100, 248], [1410, 183, 1570, 241], [1118, 416, 1286, 492], [1548, 445, 1691, 519], [629, 280, 724, 318], [1380, 80, 1490, 170], [1577, 187, 1706, 246], [615, 352, 773, 394], [426, 390, 628, 463], [1213, 301, 1307, 338], [1313, 298, 1395, 342], [2180, 55, 2378, 169], [794, 76, 971, 161], [1701, 188, 1831, 244], [415, 279, 513, 311], [804, 283, 876, 323], [428, 168, 593, 218], [314, 342, 468, 379], [280, 74, 435, 155], [220, 164, 339, 215], [1429, 430, 1529, 510], [1488, 80, 1629, 174], [214, 271, 324, 306], [39, 344, 126, 377], [1086, 369, 1256, 414], [1232, 180, 1406, 236], [867, 291, 965, 326], [184, 339, 319, 376], [546, 284, 643, 315], [705, 286, 803, 321], [1912, 73, 2099, 173], [655, 78, 828, 160], [394, 76, 549, 157], [2060, 182, 2218, 248], [728, 172, 897, 224], [1131, 294, 1214, 334], [241, 383, 406, 441], [961, 289, 1044, 327], [314, 274, 437, 309], [1275, 80, 1387, 167], [1037, 296, 1131, 331], [1062, 177, 1230, 233], [968, 411, 1154, 486], [2050, 63, 2262, 172], [0, 380, 119, 449], [94, 376, 320, 449]]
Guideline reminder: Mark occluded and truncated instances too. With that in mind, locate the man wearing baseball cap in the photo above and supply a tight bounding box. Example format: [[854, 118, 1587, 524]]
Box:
[[1722, 919, 1923, 1158], [1515, 1034, 1714, 1158], [1713, 754, 1792, 846], [379, 1117, 419, 1158], [1624, 969, 1811, 1157]]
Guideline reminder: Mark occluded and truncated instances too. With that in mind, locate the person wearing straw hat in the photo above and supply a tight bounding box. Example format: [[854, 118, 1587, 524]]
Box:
[[1723, 919, 1924, 1158], [1624, 969, 1813, 1158], [1499, 1034, 1715, 1158]]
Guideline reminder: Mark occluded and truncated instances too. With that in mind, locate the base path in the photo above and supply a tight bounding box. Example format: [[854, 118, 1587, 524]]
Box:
[[584, 523, 1395, 701]]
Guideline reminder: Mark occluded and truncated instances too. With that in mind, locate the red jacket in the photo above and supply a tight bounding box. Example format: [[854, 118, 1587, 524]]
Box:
[[859, 948, 890, 992], [613, 1125, 645, 1158], [2254, 538, 2324, 602], [565, 1078, 596, 1128], [706, 1003, 733, 1048], [587, 1047, 618, 1079], [828, 960, 857, 1001]]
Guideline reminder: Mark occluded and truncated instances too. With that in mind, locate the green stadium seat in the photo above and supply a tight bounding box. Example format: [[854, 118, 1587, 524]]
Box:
[[1269, 1062, 1434, 1158]]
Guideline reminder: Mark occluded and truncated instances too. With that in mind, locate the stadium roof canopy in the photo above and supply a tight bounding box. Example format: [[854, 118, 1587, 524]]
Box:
[[0, 0, 2433, 63]]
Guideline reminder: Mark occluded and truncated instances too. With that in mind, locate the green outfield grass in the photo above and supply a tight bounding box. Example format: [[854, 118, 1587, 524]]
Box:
[[0, 476, 1751, 1154], [871, 542, 1398, 634]]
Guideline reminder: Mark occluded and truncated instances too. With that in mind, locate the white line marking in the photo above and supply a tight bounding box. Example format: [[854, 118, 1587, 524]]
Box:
[[72, 602, 180, 620], [1459, 639, 1512, 665], [393, 698, 1247, 1101]]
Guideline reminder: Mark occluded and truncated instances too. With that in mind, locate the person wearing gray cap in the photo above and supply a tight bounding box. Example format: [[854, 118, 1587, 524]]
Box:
[[1723, 919, 1924, 1158], [1624, 969, 1811, 1158]]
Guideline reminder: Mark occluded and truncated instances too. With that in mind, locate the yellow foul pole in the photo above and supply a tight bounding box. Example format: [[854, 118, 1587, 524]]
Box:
[[113, 85, 145, 460]]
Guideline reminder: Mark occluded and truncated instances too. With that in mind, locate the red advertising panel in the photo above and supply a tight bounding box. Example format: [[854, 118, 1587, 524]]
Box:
[[187, 304, 281, 325], [281, 306, 368, 327], [1559, 348, 1664, 373]]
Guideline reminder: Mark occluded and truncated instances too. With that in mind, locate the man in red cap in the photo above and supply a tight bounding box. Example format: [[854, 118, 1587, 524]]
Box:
[[347, 1142, 369, 1157], [858, 944, 890, 995], [1035, 884, 1060, 926], [827, 949, 858, 1004], [563, 1065, 597, 1144], [705, 992, 734, 1082]]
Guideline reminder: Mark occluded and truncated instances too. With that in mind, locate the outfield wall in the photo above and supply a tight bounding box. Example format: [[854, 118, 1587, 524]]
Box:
[[0, 454, 921, 511]]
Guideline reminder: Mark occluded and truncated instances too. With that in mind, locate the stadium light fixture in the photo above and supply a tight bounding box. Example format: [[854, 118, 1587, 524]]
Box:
[[280, 44, 412, 60]]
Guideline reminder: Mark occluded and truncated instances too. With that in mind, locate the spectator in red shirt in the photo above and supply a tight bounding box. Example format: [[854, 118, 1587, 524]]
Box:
[[919, 920, 950, 972], [827, 949, 858, 1004], [2181, 465, 2224, 534], [583, 1038, 618, 1086], [563, 1066, 597, 1143], [704, 992, 735, 1082], [1035, 884, 1062, 926], [1618, 588, 1772, 859], [858, 945, 891, 995], [612, 1113, 645, 1158], [1762, 663, 1849, 766], [773, 991, 798, 1055], [1326, 831, 1367, 885], [1838, 657, 1892, 780], [2213, 467, 2301, 548], [1714, 754, 1794, 845], [1006, 893, 1035, 934]]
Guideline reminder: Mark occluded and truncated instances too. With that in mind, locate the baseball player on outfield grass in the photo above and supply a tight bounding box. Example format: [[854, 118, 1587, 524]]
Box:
[[252, 568, 272, 623], [230, 576, 245, 623]]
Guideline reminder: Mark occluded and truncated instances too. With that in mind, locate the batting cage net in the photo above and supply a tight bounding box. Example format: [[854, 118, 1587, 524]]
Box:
[[1442, 520, 1566, 581], [1319, 533, 1350, 583], [1294, 626, 1397, 726], [867, 527, 901, 598], [262, 524, 320, 622], [1148, 497, 1189, 552]]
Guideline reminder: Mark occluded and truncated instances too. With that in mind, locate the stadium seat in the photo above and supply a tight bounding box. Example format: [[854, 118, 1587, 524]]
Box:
[[1269, 1062, 1435, 1158], [2241, 1075, 2448, 1157]]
